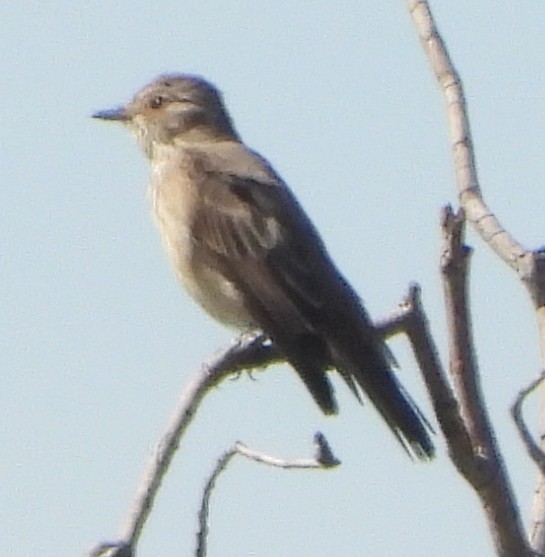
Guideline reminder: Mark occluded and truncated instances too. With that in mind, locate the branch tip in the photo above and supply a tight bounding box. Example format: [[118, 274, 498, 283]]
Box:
[[88, 542, 132, 557], [313, 432, 341, 467], [440, 205, 471, 273]]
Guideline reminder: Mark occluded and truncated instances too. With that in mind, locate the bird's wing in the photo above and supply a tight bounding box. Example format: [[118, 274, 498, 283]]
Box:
[[190, 155, 344, 413], [197, 176, 328, 305], [189, 145, 434, 458]]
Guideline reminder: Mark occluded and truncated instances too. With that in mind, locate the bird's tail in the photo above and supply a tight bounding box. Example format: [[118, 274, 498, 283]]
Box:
[[287, 331, 434, 459], [338, 342, 435, 460]]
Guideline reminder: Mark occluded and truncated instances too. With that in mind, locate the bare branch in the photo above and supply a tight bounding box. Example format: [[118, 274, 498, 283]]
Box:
[[235, 432, 341, 469], [440, 206, 491, 451], [84, 293, 440, 557], [407, 0, 526, 272], [87, 541, 133, 557], [406, 2, 541, 555], [115, 331, 283, 550], [399, 283, 473, 459], [195, 434, 339, 557], [114, 299, 449, 552], [195, 447, 236, 557], [440, 205, 529, 556], [512, 371, 545, 474]]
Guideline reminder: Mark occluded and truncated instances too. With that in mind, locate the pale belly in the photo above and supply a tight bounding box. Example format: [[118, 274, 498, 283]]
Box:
[[173, 244, 255, 330], [149, 171, 256, 330]]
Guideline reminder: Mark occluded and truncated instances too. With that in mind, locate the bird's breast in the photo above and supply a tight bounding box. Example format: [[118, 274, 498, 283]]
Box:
[[148, 157, 255, 330]]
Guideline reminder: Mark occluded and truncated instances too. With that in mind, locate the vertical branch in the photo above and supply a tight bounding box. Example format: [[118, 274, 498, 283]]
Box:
[[530, 305, 545, 550], [440, 208, 485, 446], [406, 0, 526, 269], [440, 207, 529, 557], [196, 448, 237, 557], [407, 1, 545, 554], [385, 264, 529, 556], [398, 285, 472, 455], [532, 284, 545, 549]]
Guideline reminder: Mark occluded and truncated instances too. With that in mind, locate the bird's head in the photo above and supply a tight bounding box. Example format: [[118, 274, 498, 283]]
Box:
[[93, 74, 239, 158]]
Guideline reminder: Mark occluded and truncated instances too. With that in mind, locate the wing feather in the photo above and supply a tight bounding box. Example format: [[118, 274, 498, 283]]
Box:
[[191, 166, 338, 413], [184, 145, 434, 457]]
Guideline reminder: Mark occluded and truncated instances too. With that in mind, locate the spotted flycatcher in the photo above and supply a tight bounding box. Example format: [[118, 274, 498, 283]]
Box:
[[93, 74, 434, 459]]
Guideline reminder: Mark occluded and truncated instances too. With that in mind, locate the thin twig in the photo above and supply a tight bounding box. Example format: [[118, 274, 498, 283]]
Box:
[[512, 371, 545, 475], [195, 434, 340, 557], [195, 447, 237, 557], [235, 432, 341, 469]]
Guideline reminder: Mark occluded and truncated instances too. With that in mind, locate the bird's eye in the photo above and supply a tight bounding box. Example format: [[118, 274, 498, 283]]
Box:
[[149, 96, 164, 109]]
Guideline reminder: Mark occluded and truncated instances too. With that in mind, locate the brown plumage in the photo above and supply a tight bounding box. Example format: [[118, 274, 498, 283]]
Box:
[[93, 74, 434, 459]]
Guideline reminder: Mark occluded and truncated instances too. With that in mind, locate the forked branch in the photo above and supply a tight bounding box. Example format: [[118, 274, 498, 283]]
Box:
[[195, 433, 340, 557], [407, 2, 537, 555], [85, 287, 446, 557]]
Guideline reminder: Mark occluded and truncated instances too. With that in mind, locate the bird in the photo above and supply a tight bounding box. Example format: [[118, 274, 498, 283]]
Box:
[[93, 74, 434, 459]]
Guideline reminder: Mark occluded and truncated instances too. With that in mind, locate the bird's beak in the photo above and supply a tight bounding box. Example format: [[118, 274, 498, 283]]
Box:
[[92, 106, 130, 122]]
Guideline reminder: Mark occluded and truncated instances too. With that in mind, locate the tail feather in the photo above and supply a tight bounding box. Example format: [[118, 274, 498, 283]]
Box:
[[322, 294, 435, 459], [282, 331, 434, 459], [293, 362, 338, 415], [293, 341, 434, 459], [371, 378, 434, 460], [347, 352, 435, 460]]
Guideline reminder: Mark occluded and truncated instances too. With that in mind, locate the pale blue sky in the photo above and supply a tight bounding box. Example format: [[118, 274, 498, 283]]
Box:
[[3, 2, 545, 556]]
